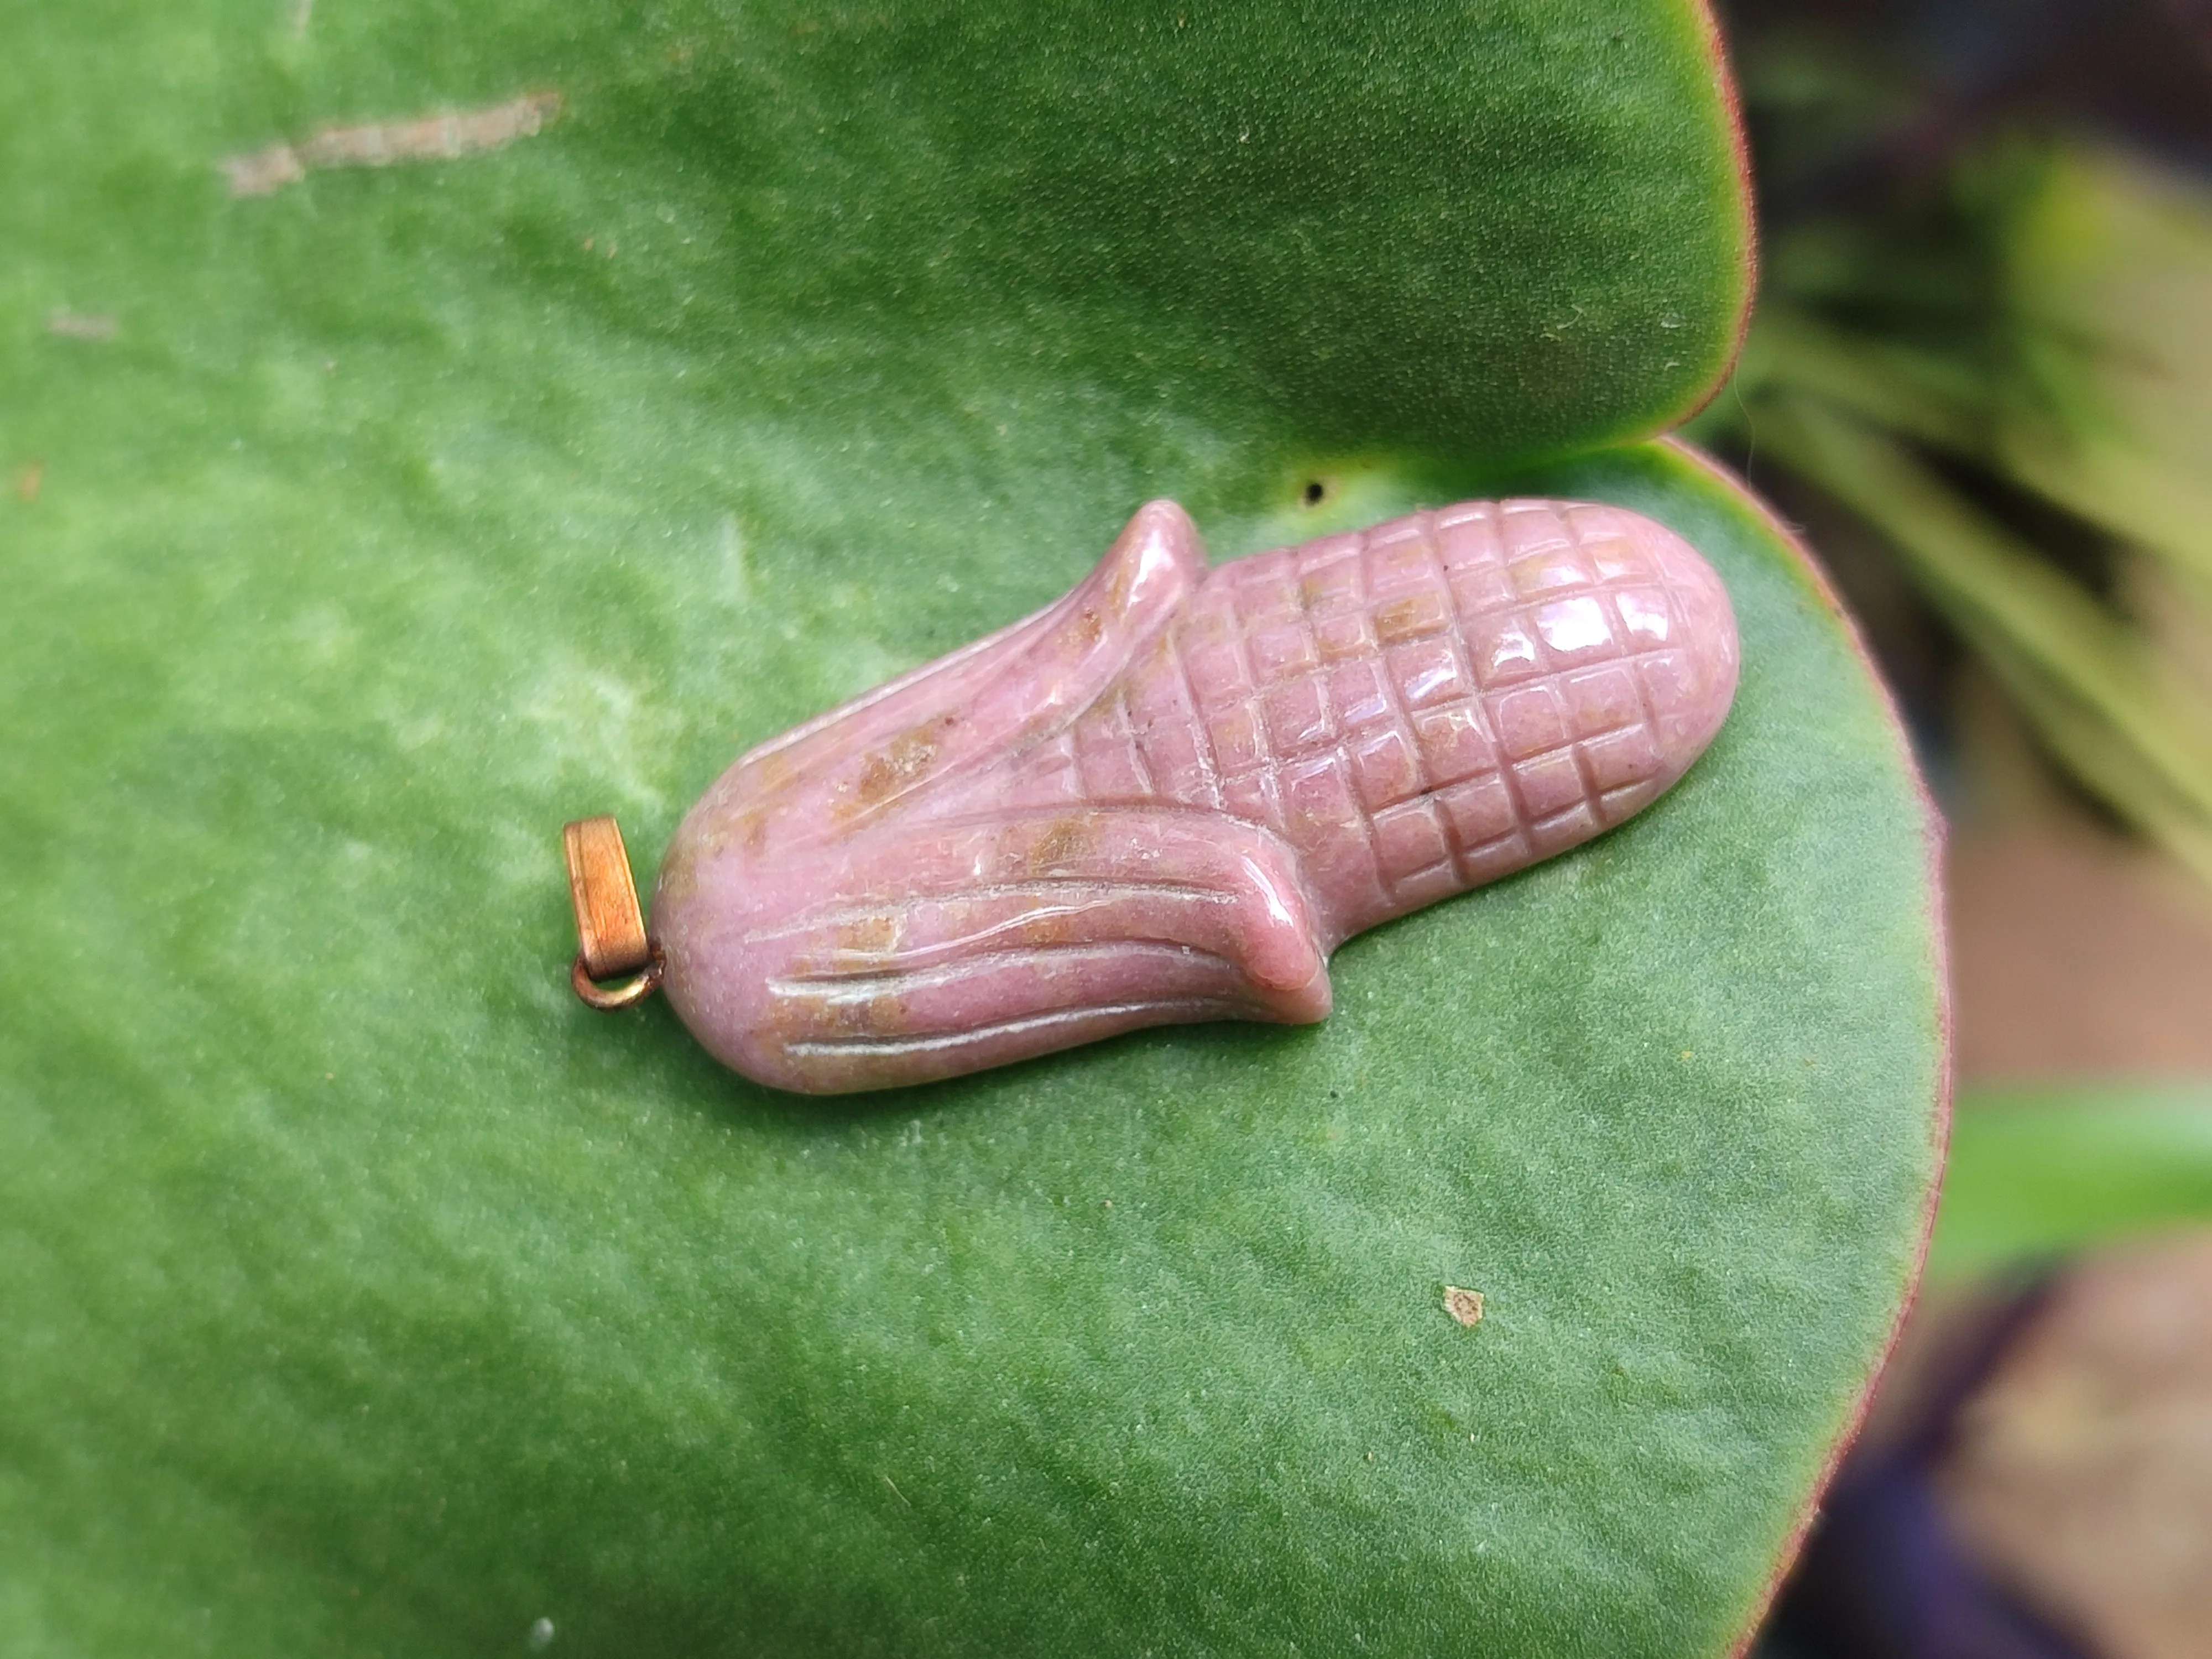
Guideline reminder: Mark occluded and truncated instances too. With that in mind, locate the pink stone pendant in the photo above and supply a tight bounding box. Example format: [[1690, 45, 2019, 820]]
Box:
[[571, 498, 1739, 1094]]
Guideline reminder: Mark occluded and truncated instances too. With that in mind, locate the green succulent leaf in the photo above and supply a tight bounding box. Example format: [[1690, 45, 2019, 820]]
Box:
[[2, 4, 1941, 1656]]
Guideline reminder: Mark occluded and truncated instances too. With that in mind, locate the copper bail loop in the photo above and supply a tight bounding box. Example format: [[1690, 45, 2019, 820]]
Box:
[[562, 815, 663, 1010]]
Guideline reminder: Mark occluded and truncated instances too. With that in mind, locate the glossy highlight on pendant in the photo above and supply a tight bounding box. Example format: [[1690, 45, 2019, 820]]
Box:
[[578, 497, 1739, 1093]]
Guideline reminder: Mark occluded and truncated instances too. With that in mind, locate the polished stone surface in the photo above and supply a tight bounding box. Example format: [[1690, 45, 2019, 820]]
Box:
[[655, 498, 1739, 1092]]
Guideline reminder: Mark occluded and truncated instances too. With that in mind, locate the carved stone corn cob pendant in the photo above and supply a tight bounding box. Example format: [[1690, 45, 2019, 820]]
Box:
[[640, 498, 1738, 1093]]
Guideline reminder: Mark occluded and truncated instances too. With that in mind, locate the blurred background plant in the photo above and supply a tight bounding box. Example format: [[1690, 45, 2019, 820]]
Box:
[[1713, 2, 2212, 1654], [1701, 0, 2212, 880]]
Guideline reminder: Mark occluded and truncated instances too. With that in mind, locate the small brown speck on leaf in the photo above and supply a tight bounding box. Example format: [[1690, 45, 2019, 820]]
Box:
[[222, 91, 561, 197], [15, 462, 43, 503], [46, 310, 118, 341], [1443, 1286, 1485, 1328], [222, 143, 307, 197]]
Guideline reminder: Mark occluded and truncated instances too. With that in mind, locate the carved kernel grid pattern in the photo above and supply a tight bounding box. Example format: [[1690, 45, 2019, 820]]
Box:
[[1070, 501, 1696, 915]]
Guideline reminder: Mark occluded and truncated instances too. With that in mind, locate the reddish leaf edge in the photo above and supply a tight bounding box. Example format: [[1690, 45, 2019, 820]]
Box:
[[1648, 1, 1759, 437], [1661, 436, 1958, 1659]]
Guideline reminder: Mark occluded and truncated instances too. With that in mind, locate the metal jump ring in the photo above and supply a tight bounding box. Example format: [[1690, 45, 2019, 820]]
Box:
[[571, 950, 664, 1010], [563, 814, 663, 1011]]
